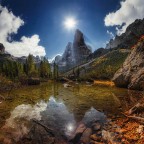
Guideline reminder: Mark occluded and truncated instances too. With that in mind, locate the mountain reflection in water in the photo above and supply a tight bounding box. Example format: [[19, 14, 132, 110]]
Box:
[[2, 96, 106, 143]]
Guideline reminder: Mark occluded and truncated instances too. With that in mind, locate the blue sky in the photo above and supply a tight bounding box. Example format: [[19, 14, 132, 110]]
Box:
[[1, 0, 144, 59]]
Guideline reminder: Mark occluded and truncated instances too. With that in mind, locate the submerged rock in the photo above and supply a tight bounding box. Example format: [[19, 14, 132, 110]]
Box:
[[80, 128, 92, 143], [92, 122, 101, 131]]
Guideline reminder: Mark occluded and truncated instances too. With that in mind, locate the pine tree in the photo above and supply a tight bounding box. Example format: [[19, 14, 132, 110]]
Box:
[[39, 57, 51, 78], [53, 62, 59, 80]]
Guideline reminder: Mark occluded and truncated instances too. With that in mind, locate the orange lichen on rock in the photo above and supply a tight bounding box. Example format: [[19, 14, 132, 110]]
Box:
[[131, 34, 144, 49], [138, 35, 144, 42]]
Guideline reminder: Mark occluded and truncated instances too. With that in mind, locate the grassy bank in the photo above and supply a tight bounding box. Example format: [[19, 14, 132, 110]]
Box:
[[63, 49, 129, 81]]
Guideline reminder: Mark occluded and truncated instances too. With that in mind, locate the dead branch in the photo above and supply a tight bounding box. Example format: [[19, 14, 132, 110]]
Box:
[[0, 94, 5, 100], [32, 119, 55, 137], [127, 115, 144, 124], [125, 103, 144, 115]]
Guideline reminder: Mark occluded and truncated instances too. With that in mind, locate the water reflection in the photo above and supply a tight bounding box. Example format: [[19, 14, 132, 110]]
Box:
[[2, 101, 47, 143], [1, 82, 143, 143], [82, 107, 106, 126], [2, 96, 106, 143], [41, 97, 76, 137]]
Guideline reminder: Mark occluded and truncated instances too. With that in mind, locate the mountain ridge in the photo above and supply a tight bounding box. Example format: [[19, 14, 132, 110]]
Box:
[[106, 18, 144, 49], [55, 29, 92, 71]]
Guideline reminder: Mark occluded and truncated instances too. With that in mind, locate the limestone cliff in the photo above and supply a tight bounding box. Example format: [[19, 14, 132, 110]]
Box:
[[112, 37, 144, 90]]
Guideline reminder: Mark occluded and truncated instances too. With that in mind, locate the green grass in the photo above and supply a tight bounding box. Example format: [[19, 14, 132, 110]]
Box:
[[80, 49, 129, 80]]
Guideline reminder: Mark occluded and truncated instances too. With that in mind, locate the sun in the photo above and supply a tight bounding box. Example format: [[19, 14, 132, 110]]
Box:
[[64, 17, 77, 30]]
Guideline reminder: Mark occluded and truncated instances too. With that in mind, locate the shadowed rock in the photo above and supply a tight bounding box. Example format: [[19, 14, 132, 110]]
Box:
[[113, 40, 144, 90]]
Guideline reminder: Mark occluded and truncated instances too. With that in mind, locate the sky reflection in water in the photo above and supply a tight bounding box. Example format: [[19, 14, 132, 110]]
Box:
[[2, 96, 106, 143]]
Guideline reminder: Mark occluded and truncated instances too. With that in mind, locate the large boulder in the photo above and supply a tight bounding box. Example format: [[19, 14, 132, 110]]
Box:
[[112, 39, 144, 90]]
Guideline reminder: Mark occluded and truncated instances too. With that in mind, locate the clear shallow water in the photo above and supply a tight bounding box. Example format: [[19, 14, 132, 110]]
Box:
[[0, 82, 143, 143]]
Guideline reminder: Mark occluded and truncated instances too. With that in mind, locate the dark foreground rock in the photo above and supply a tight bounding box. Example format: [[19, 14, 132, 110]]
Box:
[[112, 38, 144, 90]]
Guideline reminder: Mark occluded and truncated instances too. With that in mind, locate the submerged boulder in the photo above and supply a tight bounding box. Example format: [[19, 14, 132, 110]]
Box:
[[112, 39, 144, 90]]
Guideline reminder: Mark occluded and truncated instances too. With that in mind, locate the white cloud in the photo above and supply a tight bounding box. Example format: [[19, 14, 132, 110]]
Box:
[[107, 30, 115, 39], [5, 35, 46, 57], [104, 0, 144, 35], [0, 5, 46, 57]]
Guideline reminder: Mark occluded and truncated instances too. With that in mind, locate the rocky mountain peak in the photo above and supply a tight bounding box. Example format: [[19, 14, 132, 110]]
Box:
[[73, 29, 85, 44], [55, 30, 92, 71], [106, 18, 144, 49], [62, 42, 73, 62], [73, 29, 92, 64]]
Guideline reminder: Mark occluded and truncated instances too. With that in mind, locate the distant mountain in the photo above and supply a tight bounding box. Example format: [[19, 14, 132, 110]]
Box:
[[0, 43, 41, 65], [16, 55, 41, 64], [54, 55, 62, 64], [0, 43, 5, 54], [61, 42, 73, 65], [87, 48, 109, 60], [106, 19, 144, 49], [55, 29, 92, 71], [73, 29, 92, 63]]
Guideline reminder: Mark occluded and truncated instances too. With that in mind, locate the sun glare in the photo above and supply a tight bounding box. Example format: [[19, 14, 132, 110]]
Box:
[[64, 17, 77, 29]]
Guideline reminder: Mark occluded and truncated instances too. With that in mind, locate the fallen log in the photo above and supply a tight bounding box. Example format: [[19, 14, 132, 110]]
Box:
[[125, 103, 144, 115], [0, 94, 5, 100], [126, 116, 144, 124]]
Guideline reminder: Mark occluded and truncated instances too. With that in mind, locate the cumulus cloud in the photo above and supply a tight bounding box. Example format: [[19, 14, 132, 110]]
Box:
[[5, 35, 46, 57], [104, 0, 144, 35], [0, 5, 46, 57]]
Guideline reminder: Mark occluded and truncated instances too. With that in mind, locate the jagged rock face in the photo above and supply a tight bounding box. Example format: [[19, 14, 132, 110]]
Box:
[[73, 29, 92, 64], [106, 19, 144, 49], [112, 40, 144, 90], [16, 56, 41, 65], [62, 42, 73, 64], [87, 48, 109, 60], [56, 29, 92, 70], [0, 43, 5, 53], [54, 55, 62, 64]]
